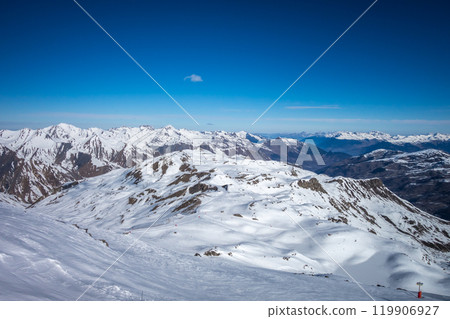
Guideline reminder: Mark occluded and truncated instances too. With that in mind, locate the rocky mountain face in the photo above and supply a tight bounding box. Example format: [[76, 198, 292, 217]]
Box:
[[318, 149, 450, 220]]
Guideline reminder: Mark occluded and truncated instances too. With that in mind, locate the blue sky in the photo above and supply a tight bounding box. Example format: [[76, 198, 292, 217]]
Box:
[[0, 0, 449, 133]]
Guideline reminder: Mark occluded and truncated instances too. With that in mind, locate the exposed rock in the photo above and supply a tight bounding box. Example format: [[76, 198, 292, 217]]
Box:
[[188, 183, 218, 194], [174, 197, 202, 214], [204, 249, 220, 256], [297, 178, 327, 194]]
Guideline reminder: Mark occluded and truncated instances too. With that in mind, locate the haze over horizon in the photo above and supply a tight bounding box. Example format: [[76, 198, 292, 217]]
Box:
[[1, 0, 449, 134]]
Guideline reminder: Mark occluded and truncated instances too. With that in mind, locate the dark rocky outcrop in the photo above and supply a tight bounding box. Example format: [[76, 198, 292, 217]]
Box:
[[319, 150, 450, 220]]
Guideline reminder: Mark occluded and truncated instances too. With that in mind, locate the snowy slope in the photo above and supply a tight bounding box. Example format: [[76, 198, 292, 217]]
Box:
[[27, 150, 450, 297], [4, 200, 449, 301]]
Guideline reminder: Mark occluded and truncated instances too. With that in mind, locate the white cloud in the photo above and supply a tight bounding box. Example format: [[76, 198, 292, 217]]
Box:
[[285, 105, 341, 109], [184, 74, 203, 82]]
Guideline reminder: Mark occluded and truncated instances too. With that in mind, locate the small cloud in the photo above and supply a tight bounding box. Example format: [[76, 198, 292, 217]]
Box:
[[285, 105, 341, 109], [206, 123, 214, 126], [184, 74, 203, 82]]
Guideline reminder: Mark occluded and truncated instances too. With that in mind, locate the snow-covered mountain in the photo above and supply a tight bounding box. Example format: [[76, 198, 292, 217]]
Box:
[[0, 124, 349, 204], [325, 131, 450, 145], [16, 149, 448, 298], [259, 131, 450, 158], [0, 124, 266, 203], [13, 124, 448, 205], [319, 149, 450, 220], [261, 131, 450, 146]]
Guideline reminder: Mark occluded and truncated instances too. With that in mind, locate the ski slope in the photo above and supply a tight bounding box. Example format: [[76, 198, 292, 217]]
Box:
[[1, 201, 449, 301]]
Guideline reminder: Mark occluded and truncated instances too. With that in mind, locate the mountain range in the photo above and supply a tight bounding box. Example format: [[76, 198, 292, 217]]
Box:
[[0, 124, 344, 204], [260, 131, 450, 156], [0, 124, 449, 300], [1, 124, 449, 219], [261, 131, 450, 220]]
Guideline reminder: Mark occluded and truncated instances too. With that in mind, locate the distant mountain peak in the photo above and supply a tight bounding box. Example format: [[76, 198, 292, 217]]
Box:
[[325, 131, 450, 144], [162, 124, 176, 130]]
